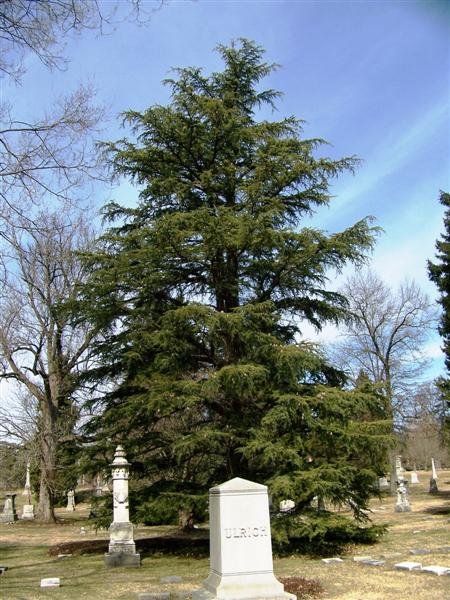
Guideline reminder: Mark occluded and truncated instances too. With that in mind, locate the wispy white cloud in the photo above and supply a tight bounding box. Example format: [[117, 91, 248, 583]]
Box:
[[332, 97, 448, 209]]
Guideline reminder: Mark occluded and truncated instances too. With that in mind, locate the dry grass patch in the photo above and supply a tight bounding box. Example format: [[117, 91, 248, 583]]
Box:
[[1, 471, 449, 599]]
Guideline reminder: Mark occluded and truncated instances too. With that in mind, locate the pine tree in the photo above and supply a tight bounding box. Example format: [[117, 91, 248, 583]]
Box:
[[428, 191, 450, 441], [79, 40, 391, 541]]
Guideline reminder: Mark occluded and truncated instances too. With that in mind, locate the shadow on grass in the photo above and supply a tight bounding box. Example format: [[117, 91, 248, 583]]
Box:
[[422, 490, 450, 515], [49, 534, 210, 559]]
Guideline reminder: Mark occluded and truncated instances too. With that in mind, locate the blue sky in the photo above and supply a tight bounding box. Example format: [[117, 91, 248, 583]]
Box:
[[4, 0, 450, 382]]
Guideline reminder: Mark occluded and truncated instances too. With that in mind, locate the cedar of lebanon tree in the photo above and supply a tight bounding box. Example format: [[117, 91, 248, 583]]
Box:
[[428, 191, 450, 442], [80, 40, 391, 540]]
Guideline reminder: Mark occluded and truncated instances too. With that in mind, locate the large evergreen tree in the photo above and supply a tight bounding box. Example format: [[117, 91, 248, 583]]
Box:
[[79, 40, 391, 540], [428, 191, 450, 441]]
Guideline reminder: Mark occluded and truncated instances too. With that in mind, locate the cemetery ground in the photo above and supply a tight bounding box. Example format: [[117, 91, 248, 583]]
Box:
[[1, 471, 449, 600]]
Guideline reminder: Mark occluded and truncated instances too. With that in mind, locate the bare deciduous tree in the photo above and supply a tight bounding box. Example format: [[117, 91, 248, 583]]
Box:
[[330, 270, 438, 490], [0, 0, 167, 81], [333, 270, 437, 422], [0, 208, 98, 521], [0, 0, 167, 220], [1, 84, 104, 218], [402, 382, 450, 469]]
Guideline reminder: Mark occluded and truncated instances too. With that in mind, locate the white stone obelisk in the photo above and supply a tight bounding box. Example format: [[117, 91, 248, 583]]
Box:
[[104, 445, 140, 567], [193, 477, 295, 600], [21, 462, 35, 520], [395, 456, 405, 482], [431, 457, 438, 480], [22, 462, 31, 496]]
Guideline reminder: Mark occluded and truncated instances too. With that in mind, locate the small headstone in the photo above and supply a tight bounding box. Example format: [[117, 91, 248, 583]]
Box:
[[279, 499, 295, 512], [409, 549, 432, 555], [0, 494, 17, 523], [394, 561, 422, 571], [410, 469, 419, 484], [192, 477, 295, 600], [0, 566, 8, 575], [360, 559, 385, 566], [160, 576, 183, 584], [40, 578, 61, 587], [80, 526, 86, 535], [138, 594, 170, 600], [322, 558, 344, 564], [394, 481, 411, 512], [421, 565, 450, 576], [66, 489, 76, 511], [21, 504, 35, 520], [378, 477, 389, 490]]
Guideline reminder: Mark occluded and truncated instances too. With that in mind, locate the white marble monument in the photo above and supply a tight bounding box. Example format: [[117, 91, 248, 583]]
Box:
[[395, 456, 405, 482], [104, 445, 140, 567], [0, 494, 17, 523], [410, 467, 419, 484], [193, 477, 295, 600], [21, 462, 35, 520], [394, 481, 411, 512], [431, 457, 438, 480], [22, 462, 31, 496], [66, 489, 76, 511]]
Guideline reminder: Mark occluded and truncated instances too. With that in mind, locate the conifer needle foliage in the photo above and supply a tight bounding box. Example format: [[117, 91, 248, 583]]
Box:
[[79, 40, 391, 541]]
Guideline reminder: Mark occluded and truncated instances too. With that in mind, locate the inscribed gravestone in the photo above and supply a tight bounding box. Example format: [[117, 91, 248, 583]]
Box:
[[193, 477, 295, 600]]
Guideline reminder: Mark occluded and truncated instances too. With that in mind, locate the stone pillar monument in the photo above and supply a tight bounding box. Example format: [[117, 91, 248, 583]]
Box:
[[22, 462, 31, 496], [66, 489, 76, 511], [104, 445, 140, 567], [0, 494, 18, 523], [431, 457, 438, 480], [193, 477, 295, 600], [395, 456, 405, 482], [429, 457, 439, 494], [21, 462, 35, 520]]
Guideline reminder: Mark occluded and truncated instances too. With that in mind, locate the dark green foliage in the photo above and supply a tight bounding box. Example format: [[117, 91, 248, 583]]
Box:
[[272, 510, 387, 555], [0, 442, 24, 491], [77, 40, 391, 544], [428, 191, 450, 438]]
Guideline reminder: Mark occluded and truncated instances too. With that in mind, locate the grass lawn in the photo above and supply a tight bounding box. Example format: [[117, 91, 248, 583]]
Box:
[[1, 470, 449, 599]]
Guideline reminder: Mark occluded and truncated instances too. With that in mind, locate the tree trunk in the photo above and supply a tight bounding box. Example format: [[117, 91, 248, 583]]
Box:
[[37, 469, 56, 522], [36, 400, 57, 522]]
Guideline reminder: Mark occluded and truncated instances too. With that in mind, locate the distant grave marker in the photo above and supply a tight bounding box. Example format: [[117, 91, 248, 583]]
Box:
[[40, 577, 61, 587], [421, 565, 450, 576], [394, 561, 422, 571]]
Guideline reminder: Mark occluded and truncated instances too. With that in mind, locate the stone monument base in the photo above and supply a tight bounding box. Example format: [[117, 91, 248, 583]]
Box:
[[21, 504, 35, 520], [104, 550, 141, 567], [104, 522, 140, 567], [394, 504, 411, 513], [193, 571, 296, 600]]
